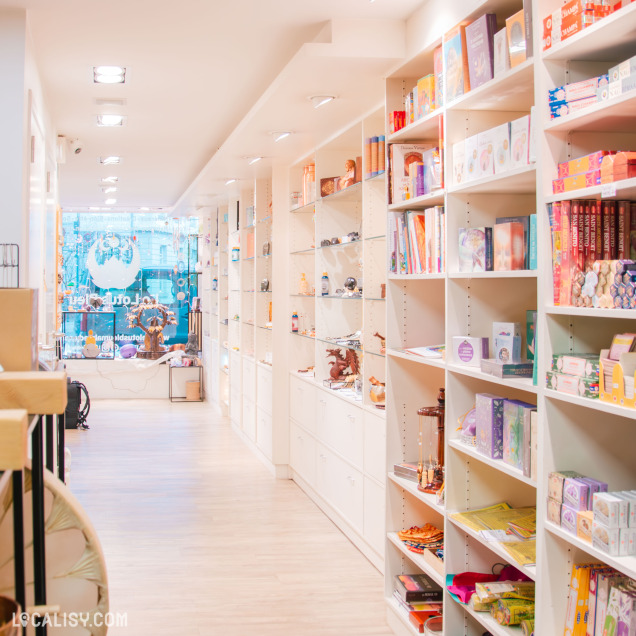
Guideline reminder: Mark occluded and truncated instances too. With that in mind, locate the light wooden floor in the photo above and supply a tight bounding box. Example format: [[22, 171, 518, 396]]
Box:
[[65, 399, 393, 635]]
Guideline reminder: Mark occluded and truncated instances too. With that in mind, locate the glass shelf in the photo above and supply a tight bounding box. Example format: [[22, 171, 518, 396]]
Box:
[[317, 240, 361, 251], [364, 171, 386, 183], [290, 293, 315, 298], [243, 257, 255, 261], [291, 332, 315, 341], [315, 335, 362, 352], [257, 290, 273, 294], [318, 295, 363, 300], [318, 180, 362, 202], [258, 215, 272, 224], [290, 247, 315, 255], [257, 254, 272, 259], [365, 235, 386, 241], [289, 201, 315, 214]]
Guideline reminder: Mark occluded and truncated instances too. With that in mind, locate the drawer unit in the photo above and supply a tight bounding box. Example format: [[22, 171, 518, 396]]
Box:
[[363, 411, 386, 484], [290, 374, 316, 433], [290, 421, 316, 486], [363, 476, 385, 557], [242, 356, 256, 401], [230, 387, 242, 427], [256, 406, 272, 460], [319, 391, 364, 469], [315, 443, 363, 532], [256, 364, 273, 415]]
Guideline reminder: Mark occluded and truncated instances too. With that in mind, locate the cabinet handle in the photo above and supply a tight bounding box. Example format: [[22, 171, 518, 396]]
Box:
[[347, 414, 355, 423], [319, 454, 326, 462], [319, 399, 326, 406], [347, 476, 355, 485]]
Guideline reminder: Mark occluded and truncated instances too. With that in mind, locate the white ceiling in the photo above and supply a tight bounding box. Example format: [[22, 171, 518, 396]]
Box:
[[3, 0, 425, 214]]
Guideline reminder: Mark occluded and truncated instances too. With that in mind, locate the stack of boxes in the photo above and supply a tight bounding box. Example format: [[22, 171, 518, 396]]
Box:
[[549, 74, 609, 121], [608, 54, 636, 99], [546, 353, 600, 399], [593, 490, 636, 556], [552, 150, 612, 192]]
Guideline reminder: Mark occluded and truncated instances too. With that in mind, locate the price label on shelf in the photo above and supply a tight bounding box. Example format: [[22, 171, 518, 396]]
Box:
[[601, 183, 617, 198]]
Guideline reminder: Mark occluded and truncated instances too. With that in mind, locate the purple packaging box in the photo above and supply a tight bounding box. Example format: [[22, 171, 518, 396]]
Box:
[[561, 503, 579, 535], [475, 393, 504, 459], [548, 470, 583, 502], [579, 477, 609, 509], [618, 589, 636, 634], [563, 477, 591, 511]]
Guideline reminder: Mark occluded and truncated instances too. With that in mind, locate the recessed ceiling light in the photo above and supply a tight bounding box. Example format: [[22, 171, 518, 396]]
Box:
[[309, 95, 335, 109], [225, 178, 237, 185], [139, 207, 150, 211], [105, 198, 117, 205], [102, 186, 117, 194], [93, 66, 126, 84], [99, 156, 121, 165], [101, 176, 118, 184], [97, 114, 124, 127], [271, 131, 291, 142], [248, 156, 262, 165]]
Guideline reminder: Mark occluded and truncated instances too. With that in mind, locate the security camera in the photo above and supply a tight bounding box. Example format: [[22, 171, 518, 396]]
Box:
[[69, 139, 83, 155]]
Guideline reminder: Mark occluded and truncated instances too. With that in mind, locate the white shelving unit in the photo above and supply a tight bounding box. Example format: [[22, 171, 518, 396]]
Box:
[[286, 107, 389, 571]]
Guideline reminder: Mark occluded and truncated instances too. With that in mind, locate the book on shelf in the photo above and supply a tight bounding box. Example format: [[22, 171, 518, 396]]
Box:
[[480, 358, 534, 378], [395, 573, 443, 603], [458, 227, 493, 272], [388, 143, 439, 204], [506, 9, 527, 68], [403, 345, 445, 358], [389, 207, 445, 275], [465, 13, 497, 90], [391, 591, 443, 634], [493, 27, 510, 77], [443, 22, 471, 102]]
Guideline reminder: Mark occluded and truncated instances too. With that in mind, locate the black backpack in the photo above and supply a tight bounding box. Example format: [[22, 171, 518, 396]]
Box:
[[65, 380, 90, 430]]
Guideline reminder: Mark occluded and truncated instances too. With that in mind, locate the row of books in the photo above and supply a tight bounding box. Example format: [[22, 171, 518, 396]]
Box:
[[388, 143, 442, 204], [393, 573, 442, 634], [452, 113, 535, 186], [389, 207, 445, 275], [547, 200, 636, 308], [364, 135, 385, 179], [564, 563, 636, 635], [458, 214, 537, 273]]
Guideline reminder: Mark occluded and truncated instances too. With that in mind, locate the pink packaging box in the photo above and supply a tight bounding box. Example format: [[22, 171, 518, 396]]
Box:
[[552, 169, 601, 193], [557, 151, 614, 178], [548, 470, 583, 501]]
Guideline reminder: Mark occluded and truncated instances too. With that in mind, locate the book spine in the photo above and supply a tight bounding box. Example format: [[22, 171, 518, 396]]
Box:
[[378, 136, 385, 173], [583, 200, 591, 270], [371, 136, 379, 177], [561, 201, 571, 306], [485, 226, 494, 271], [529, 213, 537, 270], [548, 202, 562, 305], [365, 138, 372, 179], [438, 114, 444, 190], [617, 200, 628, 259], [631, 202, 636, 260], [576, 200, 585, 274], [436, 207, 442, 273], [589, 200, 599, 265], [523, 0, 534, 58], [602, 200, 612, 260], [609, 200, 617, 259]]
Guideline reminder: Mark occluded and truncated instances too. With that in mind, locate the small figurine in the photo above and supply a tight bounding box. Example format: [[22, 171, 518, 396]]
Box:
[[185, 331, 199, 358], [373, 332, 386, 354], [368, 376, 386, 403], [339, 159, 356, 190]]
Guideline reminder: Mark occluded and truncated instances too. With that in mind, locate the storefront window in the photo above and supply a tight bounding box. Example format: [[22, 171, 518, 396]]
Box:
[[59, 213, 199, 356]]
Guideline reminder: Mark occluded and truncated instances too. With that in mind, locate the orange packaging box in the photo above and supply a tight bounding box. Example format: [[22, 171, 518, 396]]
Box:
[[552, 170, 601, 193]]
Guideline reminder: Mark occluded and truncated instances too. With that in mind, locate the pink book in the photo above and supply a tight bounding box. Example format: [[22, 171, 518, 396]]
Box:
[[561, 200, 571, 306]]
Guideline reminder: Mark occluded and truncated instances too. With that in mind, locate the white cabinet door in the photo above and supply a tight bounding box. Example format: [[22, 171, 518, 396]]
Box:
[[290, 421, 316, 487], [364, 411, 386, 484], [315, 443, 363, 532], [230, 387, 242, 427], [363, 476, 385, 558], [256, 364, 273, 415], [229, 349, 242, 393], [242, 356, 256, 402], [290, 375, 316, 433], [242, 396, 256, 441], [256, 406, 272, 460], [319, 392, 364, 470]]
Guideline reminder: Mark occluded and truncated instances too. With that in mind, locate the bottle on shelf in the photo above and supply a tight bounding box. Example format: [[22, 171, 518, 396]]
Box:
[[321, 272, 329, 296], [299, 272, 309, 295], [291, 311, 298, 332]]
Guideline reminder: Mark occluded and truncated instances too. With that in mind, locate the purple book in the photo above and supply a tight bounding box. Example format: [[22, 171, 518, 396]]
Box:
[[465, 13, 498, 90]]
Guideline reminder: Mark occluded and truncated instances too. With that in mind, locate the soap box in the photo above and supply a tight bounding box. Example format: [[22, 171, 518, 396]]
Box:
[[551, 353, 600, 379], [453, 336, 489, 366], [593, 492, 629, 528], [548, 470, 583, 502], [545, 370, 599, 398], [620, 527, 636, 556], [563, 477, 590, 511], [547, 497, 562, 524], [557, 151, 613, 178], [577, 510, 594, 542], [593, 519, 620, 555], [475, 393, 505, 459], [561, 503, 579, 534], [579, 477, 609, 509]]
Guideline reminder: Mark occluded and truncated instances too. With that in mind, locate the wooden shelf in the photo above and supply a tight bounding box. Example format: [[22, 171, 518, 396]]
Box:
[[545, 304, 636, 318], [448, 270, 537, 279], [446, 362, 538, 394], [450, 595, 521, 636], [386, 348, 446, 370], [546, 520, 636, 580], [388, 189, 445, 211], [545, 178, 636, 204], [387, 532, 445, 587], [545, 388, 636, 420], [448, 439, 537, 488], [388, 472, 445, 516], [447, 165, 536, 195]]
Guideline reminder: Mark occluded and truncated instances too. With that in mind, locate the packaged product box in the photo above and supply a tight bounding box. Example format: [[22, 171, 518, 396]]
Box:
[[464, 134, 479, 181], [601, 154, 616, 183], [458, 227, 493, 272], [493, 222, 525, 271], [542, 10, 562, 50], [593, 519, 620, 555], [549, 96, 598, 120], [564, 563, 594, 635], [509, 115, 530, 168], [595, 573, 629, 634], [548, 470, 583, 502], [0, 288, 38, 372], [433, 45, 444, 109], [505, 9, 527, 68], [619, 527, 636, 555], [579, 477, 609, 509], [492, 122, 511, 174], [593, 492, 629, 528], [547, 496, 562, 524], [493, 27, 510, 77], [477, 128, 496, 179], [552, 169, 601, 193], [453, 336, 489, 366], [545, 370, 600, 398], [551, 353, 600, 379], [608, 55, 636, 82], [526, 310, 536, 361], [549, 75, 608, 103], [612, 151, 636, 181], [615, 491, 636, 527], [530, 410, 538, 481], [502, 399, 535, 471], [452, 140, 466, 186], [577, 510, 594, 542], [563, 477, 590, 510], [475, 392, 505, 459], [557, 150, 614, 178], [561, 503, 579, 534]]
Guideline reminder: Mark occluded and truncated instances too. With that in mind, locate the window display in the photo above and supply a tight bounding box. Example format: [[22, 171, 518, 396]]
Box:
[[59, 213, 199, 357]]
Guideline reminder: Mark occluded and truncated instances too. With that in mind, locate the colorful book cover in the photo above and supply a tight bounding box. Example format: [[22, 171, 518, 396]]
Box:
[[458, 227, 492, 272], [529, 213, 537, 270], [502, 400, 524, 469], [510, 115, 530, 168], [443, 22, 471, 102], [493, 122, 511, 174], [494, 221, 525, 270], [547, 202, 562, 306], [465, 13, 497, 90], [413, 213, 428, 273], [453, 140, 466, 186], [496, 215, 530, 268], [477, 128, 496, 179], [465, 134, 479, 181], [493, 27, 510, 77], [416, 74, 436, 118], [561, 201, 571, 306], [506, 9, 527, 68], [390, 143, 436, 203], [433, 45, 444, 108]]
